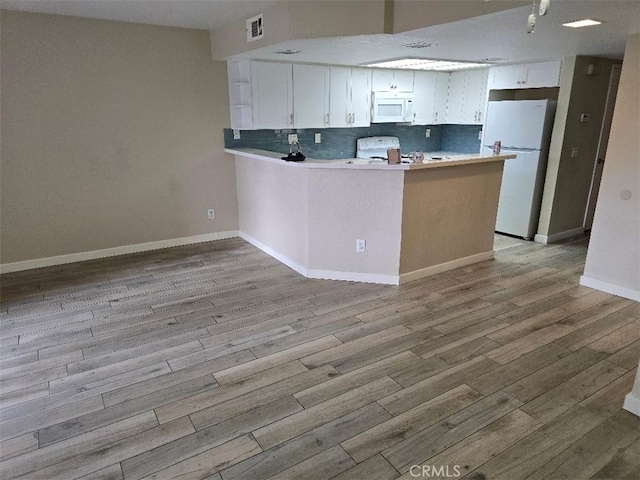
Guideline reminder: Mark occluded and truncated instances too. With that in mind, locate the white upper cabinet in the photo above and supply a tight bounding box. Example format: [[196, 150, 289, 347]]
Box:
[[228, 60, 253, 129], [463, 69, 489, 124], [372, 69, 414, 92], [251, 61, 294, 129], [412, 71, 438, 125], [489, 60, 562, 90], [293, 64, 329, 129], [446, 69, 488, 125], [329, 67, 372, 127], [350, 68, 372, 127], [433, 72, 450, 125], [446, 71, 467, 124]]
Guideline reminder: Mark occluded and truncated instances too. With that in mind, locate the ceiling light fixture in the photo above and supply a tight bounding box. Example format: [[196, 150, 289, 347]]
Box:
[[562, 19, 603, 28], [365, 58, 491, 71], [402, 42, 438, 49]]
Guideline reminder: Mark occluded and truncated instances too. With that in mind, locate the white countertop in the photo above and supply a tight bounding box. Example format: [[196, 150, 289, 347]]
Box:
[[225, 148, 514, 170]]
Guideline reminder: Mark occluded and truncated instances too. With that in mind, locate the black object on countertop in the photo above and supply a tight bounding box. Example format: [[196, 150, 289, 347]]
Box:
[[281, 152, 306, 162]]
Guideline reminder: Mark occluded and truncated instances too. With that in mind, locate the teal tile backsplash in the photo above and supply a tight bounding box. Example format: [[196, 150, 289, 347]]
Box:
[[224, 124, 482, 159]]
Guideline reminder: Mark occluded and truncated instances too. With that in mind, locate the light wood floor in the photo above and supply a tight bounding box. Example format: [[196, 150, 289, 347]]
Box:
[[0, 235, 638, 480]]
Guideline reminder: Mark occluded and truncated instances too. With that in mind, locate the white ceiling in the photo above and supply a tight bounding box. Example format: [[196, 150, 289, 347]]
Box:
[[1, 0, 639, 67]]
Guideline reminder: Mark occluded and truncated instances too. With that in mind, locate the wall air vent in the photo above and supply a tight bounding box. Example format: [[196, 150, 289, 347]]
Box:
[[246, 14, 264, 43]]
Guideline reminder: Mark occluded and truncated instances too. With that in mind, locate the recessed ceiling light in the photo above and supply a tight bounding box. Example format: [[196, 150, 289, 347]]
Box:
[[562, 19, 602, 28], [364, 58, 491, 71]]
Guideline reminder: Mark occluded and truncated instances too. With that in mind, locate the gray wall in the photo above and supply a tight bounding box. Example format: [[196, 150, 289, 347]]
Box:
[[537, 55, 620, 237], [0, 11, 238, 265], [583, 34, 640, 300]]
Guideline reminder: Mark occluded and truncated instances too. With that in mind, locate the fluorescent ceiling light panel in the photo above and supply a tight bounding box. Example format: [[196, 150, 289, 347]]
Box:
[[365, 58, 490, 71], [562, 19, 602, 28]]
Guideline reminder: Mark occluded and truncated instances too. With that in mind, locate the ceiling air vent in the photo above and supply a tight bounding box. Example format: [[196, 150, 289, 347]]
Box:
[[275, 50, 301, 55], [402, 42, 438, 49], [246, 14, 264, 43]]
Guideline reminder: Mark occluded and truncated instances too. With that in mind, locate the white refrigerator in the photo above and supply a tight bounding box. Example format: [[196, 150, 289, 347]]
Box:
[[482, 99, 556, 239]]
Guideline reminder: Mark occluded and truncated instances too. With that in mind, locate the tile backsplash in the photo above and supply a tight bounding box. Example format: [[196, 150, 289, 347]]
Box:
[[224, 124, 482, 159]]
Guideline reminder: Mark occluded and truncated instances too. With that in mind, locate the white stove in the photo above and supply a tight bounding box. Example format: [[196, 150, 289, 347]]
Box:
[[356, 136, 411, 161]]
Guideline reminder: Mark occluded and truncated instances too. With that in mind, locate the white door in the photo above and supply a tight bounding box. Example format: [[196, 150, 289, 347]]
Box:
[[412, 71, 437, 125], [329, 67, 351, 127], [252, 62, 293, 129], [483, 100, 549, 149], [490, 147, 544, 239], [293, 64, 329, 128], [350, 68, 372, 127]]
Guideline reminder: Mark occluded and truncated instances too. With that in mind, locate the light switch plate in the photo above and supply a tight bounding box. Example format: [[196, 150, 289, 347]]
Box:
[[315, 133, 321, 144]]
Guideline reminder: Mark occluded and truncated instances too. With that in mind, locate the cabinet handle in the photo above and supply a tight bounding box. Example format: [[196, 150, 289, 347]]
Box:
[[325, 113, 329, 125], [290, 113, 293, 125], [350, 113, 354, 124]]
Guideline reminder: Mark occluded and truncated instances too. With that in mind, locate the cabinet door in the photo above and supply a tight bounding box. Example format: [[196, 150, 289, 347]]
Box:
[[463, 69, 489, 124], [433, 72, 450, 124], [489, 65, 526, 90], [350, 68, 372, 127], [412, 71, 437, 125], [293, 64, 329, 128], [524, 60, 562, 88], [446, 71, 466, 124], [329, 67, 351, 127], [393, 70, 415, 92], [252, 62, 293, 129], [371, 69, 394, 91]]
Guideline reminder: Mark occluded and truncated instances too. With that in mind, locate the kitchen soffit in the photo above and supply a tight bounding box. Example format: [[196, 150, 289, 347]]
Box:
[[231, 0, 639, 66]]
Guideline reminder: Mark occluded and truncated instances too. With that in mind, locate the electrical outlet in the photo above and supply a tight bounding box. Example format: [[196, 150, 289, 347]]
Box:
[[207, 209, 215, 219], [478, 130, 483, 140], [356, 239, 366, 253], [315, 133, 321, 144], [571, 147, 579, 158], [233, 129, 241, 140], [425, 129, 431, 138], [288, 134, 298, 144]]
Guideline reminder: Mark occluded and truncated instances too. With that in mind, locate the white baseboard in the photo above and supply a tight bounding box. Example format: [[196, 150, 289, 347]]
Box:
[[238, 231, 308, 277], [579, 275, 640, 302], [0, 231, 239, 274], [623, 393, 640, 417], [534, 227, 585, 244], [307, 269, 399, 285], [399, 251, 494, 284]]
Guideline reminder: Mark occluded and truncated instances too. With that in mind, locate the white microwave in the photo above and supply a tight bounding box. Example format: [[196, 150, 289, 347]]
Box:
[[371, 92, 414, 123]]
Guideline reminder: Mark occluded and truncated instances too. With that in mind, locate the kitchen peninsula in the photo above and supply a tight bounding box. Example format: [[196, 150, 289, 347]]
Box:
[[226, 148, 515, 285]]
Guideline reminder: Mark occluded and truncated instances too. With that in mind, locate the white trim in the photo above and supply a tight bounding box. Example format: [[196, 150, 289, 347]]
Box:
[[238, 231, 308, 277], [579, 275, 640, 302], [534, 227, 585, 244], [399, 251, 494, 284], [623, 393, 640, 417], [0, 231, 239, 274], [307, 269, 399, 285]]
